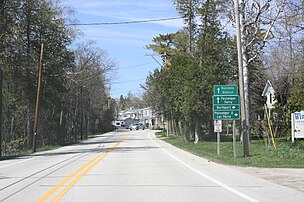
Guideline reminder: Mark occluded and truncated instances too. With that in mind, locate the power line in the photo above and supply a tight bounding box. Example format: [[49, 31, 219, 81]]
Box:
[[66, 17, 182, 26], [119, 62, 155, 70], [112, 78, 146, 84]]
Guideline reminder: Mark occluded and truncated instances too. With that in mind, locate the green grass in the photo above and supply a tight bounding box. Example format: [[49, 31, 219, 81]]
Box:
[[156, 132, 304, 168], [1, 133, 106, 160], [36, 145, 62, 152], [0, 145, 62, 160]]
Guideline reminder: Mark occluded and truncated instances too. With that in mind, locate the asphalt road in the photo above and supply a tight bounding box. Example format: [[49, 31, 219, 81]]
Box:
[[0, 129, 304, 202]]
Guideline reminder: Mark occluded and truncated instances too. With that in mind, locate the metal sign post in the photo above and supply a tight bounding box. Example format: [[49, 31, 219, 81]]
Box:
[[217, 132, 220, 155], [214, 120, 222, 156], [233, 120, 236, 158], [213, 85, 240, 157]]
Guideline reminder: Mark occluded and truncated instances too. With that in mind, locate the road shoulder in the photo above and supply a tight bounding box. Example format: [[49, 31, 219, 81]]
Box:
[[231, 166, 304, 193]]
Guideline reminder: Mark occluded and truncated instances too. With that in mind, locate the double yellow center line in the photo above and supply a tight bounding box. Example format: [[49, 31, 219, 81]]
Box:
[[37, 135, 129, 202]]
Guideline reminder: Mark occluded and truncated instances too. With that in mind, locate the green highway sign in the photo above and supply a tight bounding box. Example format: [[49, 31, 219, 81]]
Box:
[[214, 85, 238, 95], [213, 85, 240, 120], [213, 95, 239, 105], [213, 110, 240, 120], [213, 104, 240, 111]]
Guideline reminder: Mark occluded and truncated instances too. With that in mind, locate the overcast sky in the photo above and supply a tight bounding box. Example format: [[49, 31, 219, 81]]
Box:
[[61, 0, 184, 99]]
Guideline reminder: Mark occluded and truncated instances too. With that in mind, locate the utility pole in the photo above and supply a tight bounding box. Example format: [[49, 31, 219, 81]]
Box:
[[80, 85, 83, 141], [0, 68, 2, 157], [33, 42, 44, 153], [0, 0, 8, 158], [234, 0, 249, 156]]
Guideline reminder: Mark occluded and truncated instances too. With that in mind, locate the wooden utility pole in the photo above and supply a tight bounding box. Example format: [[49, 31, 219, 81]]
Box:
[[80, 85, 83, 140], [33, 43, 44, 153], [0, 0, 8, 158], [234, 0, 249, 156], [0, 69, 2, 157]]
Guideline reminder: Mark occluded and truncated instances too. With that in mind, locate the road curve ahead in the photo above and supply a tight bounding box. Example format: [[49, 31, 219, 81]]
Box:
[[0, 129, 303, 202]]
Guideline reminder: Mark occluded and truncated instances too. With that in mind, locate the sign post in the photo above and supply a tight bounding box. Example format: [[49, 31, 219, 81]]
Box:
[[233, 120, 236, 158], [214, 120, 222, 155], [213, 85, 240, 156]]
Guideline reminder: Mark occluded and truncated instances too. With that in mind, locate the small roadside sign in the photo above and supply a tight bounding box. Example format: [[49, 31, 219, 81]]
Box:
[[214, 120, 222, 132]]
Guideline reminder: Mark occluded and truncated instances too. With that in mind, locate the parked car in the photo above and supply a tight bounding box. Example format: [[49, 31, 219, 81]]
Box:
[[130, 123, 145, 130]]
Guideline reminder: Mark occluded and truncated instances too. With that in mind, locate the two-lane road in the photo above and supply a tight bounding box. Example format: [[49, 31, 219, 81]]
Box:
[[0, 130, 303, 201]]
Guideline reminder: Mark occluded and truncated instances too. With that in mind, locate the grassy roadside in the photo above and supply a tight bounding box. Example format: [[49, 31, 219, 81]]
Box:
[[0, 133, 106, 160], [0, 145, 62, 160], [156, 132, 304, 168]]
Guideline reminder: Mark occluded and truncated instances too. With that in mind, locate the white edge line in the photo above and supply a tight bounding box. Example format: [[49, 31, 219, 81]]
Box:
[[148, 132, 259, 202], [0, 156, 40, 169]]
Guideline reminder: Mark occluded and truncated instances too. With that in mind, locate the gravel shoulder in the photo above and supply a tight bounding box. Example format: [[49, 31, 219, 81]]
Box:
[[232, 166, 304, 192]]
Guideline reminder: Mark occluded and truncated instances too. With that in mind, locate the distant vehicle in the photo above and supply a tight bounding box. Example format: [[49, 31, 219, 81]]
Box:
[[113, 120, 126, 129], [130, 123, 145, 130]]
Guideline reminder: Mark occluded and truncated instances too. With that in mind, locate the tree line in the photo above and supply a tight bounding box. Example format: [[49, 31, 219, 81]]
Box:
[[143, 0, 304, 144], [0, 0, 116, 156]]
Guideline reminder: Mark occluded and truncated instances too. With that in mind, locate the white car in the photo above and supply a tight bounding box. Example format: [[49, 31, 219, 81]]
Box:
[[130, 123, 145, 130]]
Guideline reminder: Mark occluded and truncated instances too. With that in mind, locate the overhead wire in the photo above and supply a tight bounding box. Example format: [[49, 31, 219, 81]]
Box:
[[119, 62, 155, 70], [66, 17, 183, 26], [111, 78, 146, 84]]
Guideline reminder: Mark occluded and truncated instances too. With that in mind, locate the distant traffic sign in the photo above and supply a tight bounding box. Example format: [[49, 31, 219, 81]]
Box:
[[213, 95, 239, 105], [214, 85, 238, 95]]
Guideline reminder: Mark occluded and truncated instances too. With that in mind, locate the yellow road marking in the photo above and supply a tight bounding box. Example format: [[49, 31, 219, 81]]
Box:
[[37, 152, 106, 202], [37, 135, 128, 202], [52, 151, 111, 202]]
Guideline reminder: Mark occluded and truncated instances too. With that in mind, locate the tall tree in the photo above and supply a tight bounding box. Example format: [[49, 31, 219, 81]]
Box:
[[145, 0, 235, 142], [237, 0, 287, 137]]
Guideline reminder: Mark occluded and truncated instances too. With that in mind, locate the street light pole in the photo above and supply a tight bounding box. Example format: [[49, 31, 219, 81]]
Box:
[[234, 0, 249, 156]]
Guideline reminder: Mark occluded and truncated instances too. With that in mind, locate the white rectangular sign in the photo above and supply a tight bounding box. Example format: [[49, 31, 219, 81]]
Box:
[[214, 120, 222, 133], [292, 111, 304, 142]]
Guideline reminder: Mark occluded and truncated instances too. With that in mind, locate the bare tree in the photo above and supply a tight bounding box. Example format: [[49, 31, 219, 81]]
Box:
[[225, 0, 288, 142], [266, 1, 303, 104]]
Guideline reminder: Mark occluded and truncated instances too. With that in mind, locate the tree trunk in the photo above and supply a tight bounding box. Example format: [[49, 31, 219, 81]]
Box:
[[182, 121, 189, 143], [194, 119, 200, 144], [173, 119, 179, 136]]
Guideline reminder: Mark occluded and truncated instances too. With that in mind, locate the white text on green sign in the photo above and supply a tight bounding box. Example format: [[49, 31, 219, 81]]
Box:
[[213, 110, 240, 120], [213, 105, 240, 111], [214, 85, 238, 95], [213, 95, 239, 105]]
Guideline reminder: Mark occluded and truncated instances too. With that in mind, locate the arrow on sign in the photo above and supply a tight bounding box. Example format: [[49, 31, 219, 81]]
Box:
[[232, 106, 236, 109], [217, 88, 220, 94], [217, 97, 220, 104], [234, 113, 238, 116]]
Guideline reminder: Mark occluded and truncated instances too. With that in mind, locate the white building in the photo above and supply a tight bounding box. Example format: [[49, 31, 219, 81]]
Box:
[[141, 107, 163, 129], [116, 107, 163, 129]]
